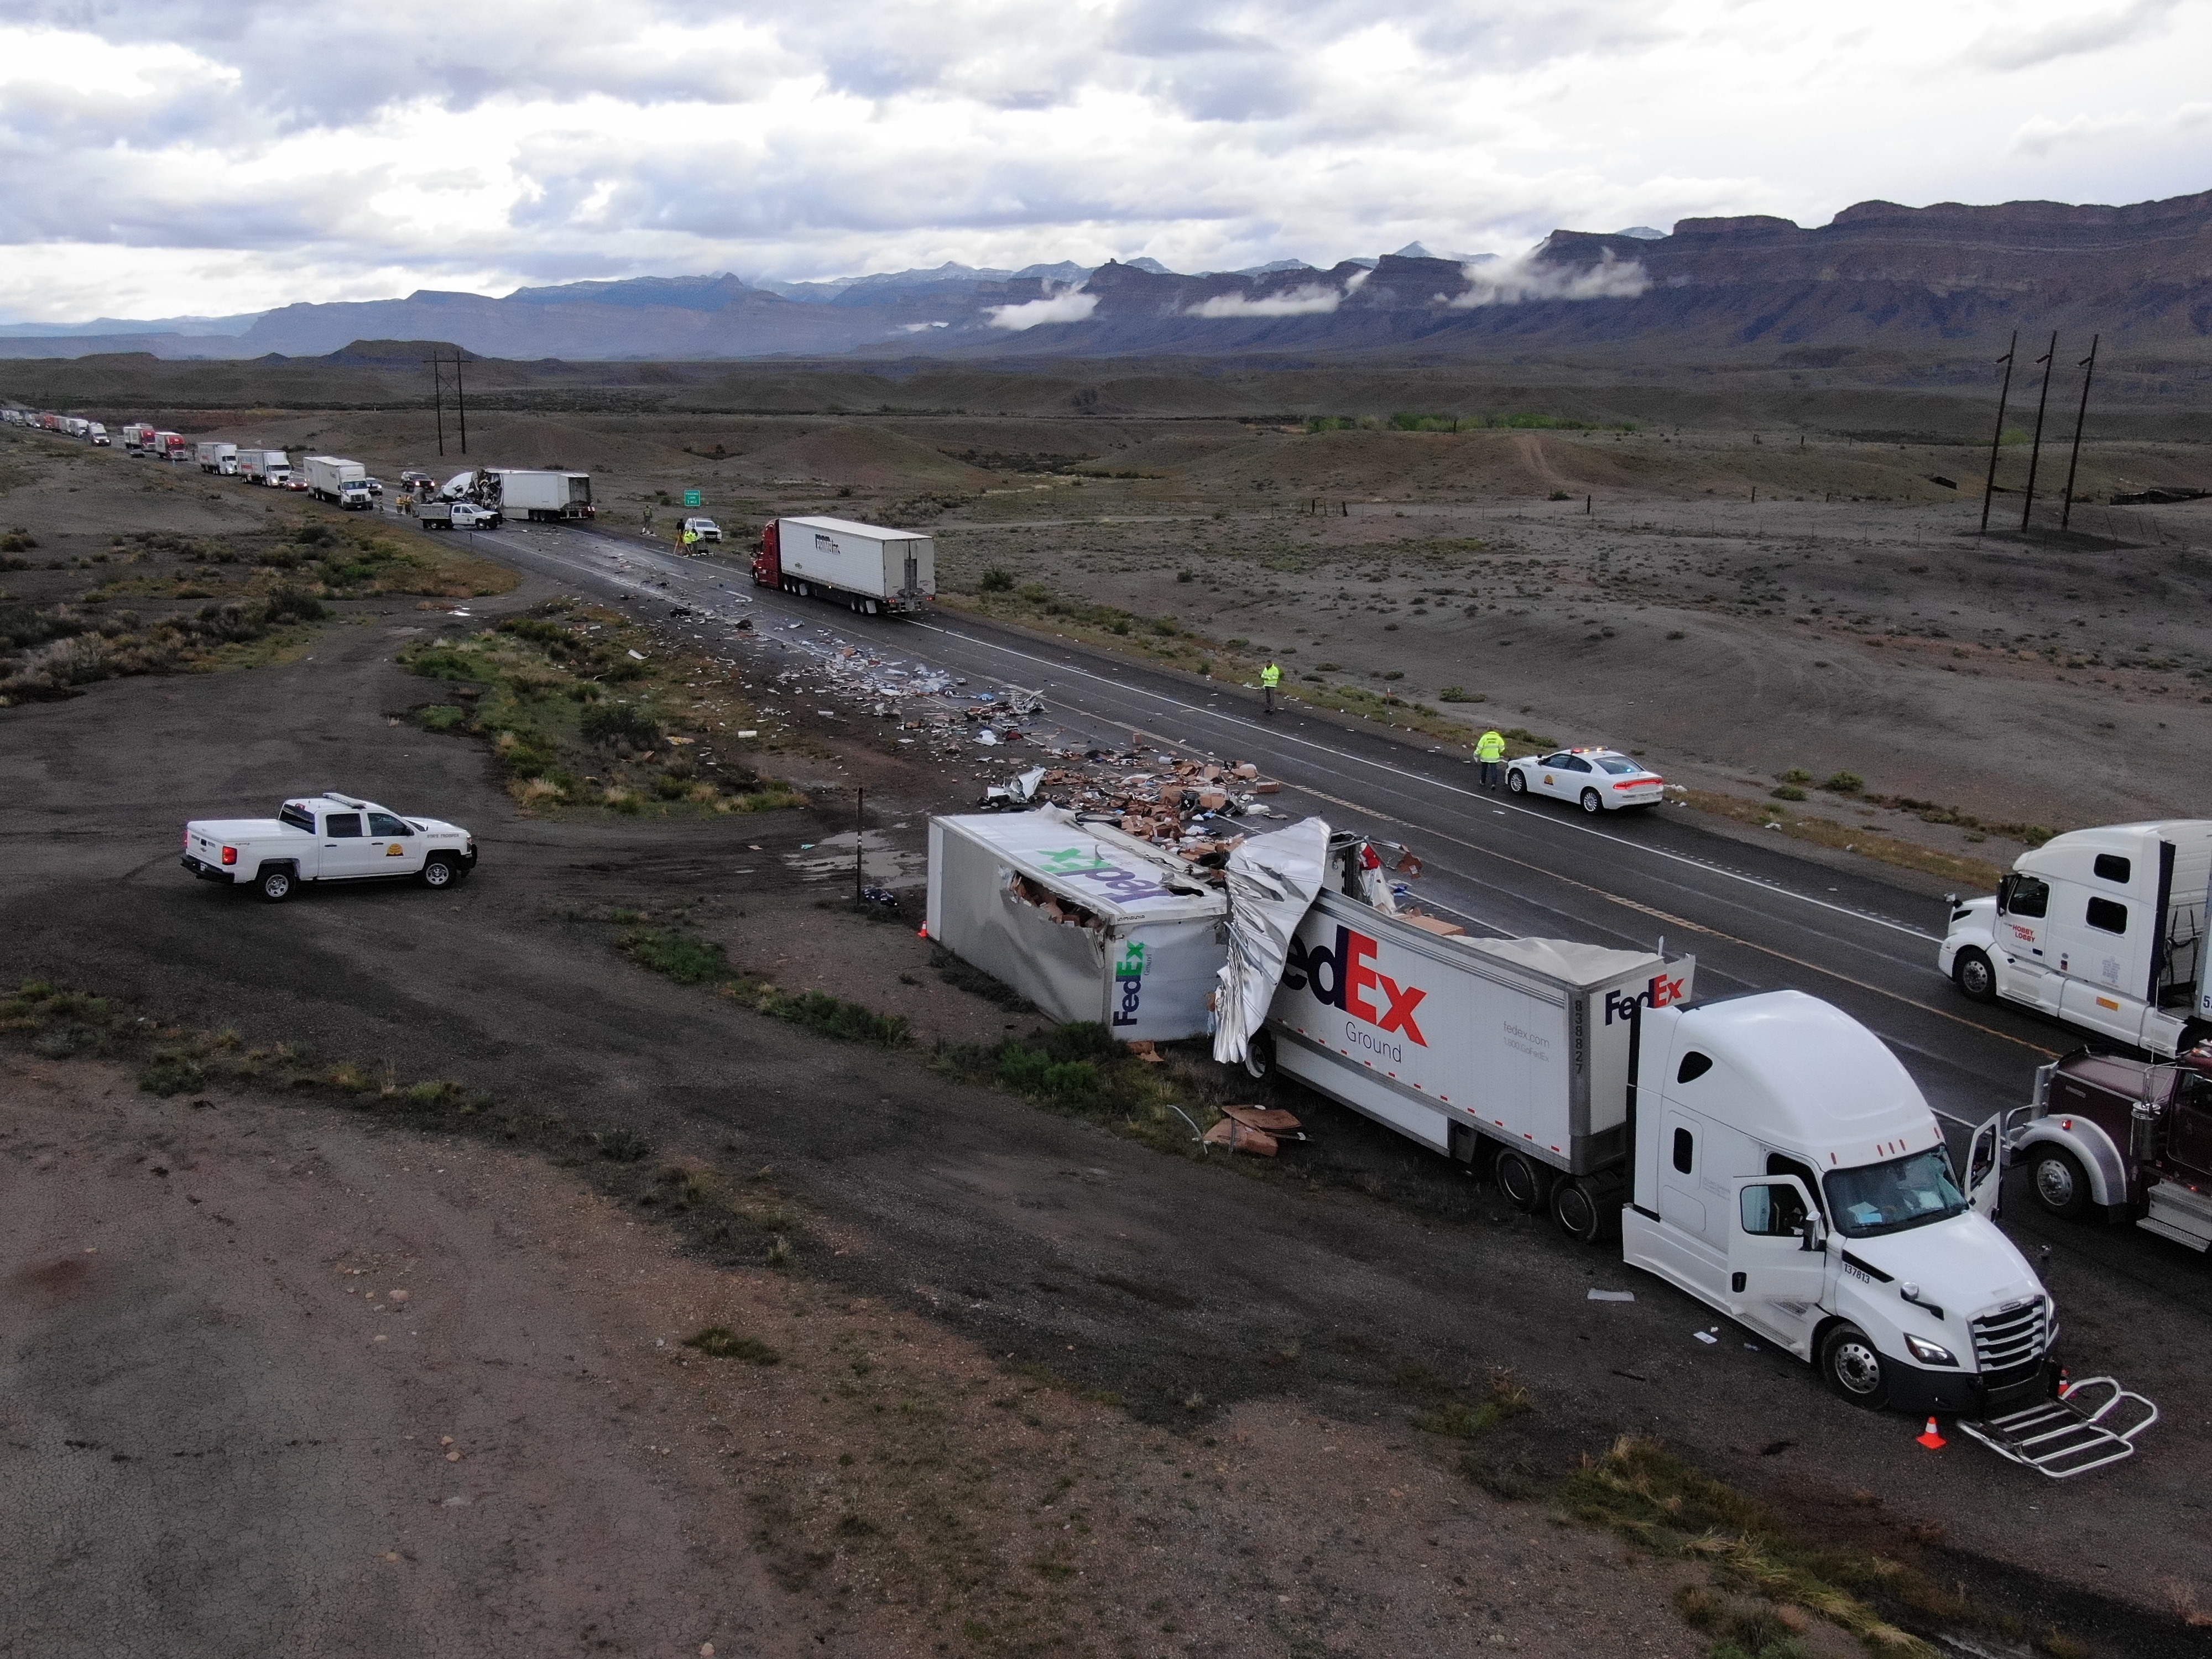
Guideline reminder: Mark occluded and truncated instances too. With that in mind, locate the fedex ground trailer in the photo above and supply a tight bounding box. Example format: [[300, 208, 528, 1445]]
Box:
[[1253, 881, 1692, 1234], [926, 810, 1228, 1041]]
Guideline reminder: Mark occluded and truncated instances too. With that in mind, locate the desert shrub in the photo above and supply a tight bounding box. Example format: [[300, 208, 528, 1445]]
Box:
[[683, 1326, 780, 1364], [622, 928, 731, 984], [978, 567, 1015, 592], [581, 700, 662, 749]]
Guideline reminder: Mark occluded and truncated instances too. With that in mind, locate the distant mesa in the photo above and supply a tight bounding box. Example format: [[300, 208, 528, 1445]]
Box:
[[1613, 227, 1667, 241], [319, 339, 481, 365]]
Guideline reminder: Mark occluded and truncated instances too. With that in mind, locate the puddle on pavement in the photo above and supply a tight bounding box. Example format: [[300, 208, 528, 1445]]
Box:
[[782, 830, 925, 887]]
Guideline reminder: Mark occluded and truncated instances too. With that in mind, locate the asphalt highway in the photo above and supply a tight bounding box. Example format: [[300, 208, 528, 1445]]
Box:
[[465, 517, 2212, 1321]]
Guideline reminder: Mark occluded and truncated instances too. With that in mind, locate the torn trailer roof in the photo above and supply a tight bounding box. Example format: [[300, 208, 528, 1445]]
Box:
[[926, 809, 1232, 1041]]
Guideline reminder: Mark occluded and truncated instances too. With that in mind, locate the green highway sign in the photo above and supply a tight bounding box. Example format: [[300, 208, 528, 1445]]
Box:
[[683, 488, 702, 508]]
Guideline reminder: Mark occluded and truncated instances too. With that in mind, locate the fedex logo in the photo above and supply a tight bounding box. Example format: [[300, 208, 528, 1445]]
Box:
[[1037, 846, 1167, 906], [1284, 925, 1428, 1046], [1110, 941, 1147, 1028], [1603, 972, 1687, 1026]]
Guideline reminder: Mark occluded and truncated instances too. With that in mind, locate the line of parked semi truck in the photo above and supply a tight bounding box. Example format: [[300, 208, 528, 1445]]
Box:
[[2, 404, 597, 526]]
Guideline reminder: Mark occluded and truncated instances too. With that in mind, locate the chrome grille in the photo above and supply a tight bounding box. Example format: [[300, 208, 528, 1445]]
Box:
[[1971, 1296, 2048, 1371]]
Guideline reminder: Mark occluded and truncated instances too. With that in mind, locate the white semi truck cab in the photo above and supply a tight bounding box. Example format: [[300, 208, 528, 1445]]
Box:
[[1623, 990, 2053, 1417], [1941, 820, 2212, 1056]]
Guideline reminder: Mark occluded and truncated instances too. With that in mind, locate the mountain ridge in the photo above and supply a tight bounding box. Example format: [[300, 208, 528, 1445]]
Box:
[[3, 189, 2208, 364]]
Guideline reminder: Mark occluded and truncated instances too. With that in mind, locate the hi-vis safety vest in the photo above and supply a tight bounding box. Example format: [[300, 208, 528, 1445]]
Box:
[[1476, 730, 1505, 761], [1261, 664, 1282, 687]]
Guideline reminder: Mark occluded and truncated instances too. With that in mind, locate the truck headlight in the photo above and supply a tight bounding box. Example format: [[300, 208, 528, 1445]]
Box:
[[1903, 1335, 1958, 1367]]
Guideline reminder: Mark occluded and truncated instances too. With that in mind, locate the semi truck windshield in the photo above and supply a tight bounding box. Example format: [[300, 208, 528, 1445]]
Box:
[[1822, 1149, 1968, 1237]]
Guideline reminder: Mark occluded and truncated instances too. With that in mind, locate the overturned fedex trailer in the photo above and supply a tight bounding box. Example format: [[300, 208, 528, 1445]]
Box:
[[926, 810, 1234, 1042]]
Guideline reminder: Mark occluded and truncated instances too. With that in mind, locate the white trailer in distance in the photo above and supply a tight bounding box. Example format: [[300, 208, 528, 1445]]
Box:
[[195, 441, 239, 475], [239, 450, 292, 486], [304, 455, 373, 509], [488, 468, 593, 521], [753, 515, 936, 615]]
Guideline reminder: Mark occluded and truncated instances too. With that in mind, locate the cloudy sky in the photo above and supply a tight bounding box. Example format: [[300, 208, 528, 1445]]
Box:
[[2, 0, 2208, 324]]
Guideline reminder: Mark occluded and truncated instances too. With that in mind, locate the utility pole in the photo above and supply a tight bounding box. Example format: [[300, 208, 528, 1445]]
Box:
[[2060, 334, 2099, 534], [2021, 332, 2057, 533], [453, 351, 468, 456], [1979, 332, 2016, 535], [427, 356, 445, 457]]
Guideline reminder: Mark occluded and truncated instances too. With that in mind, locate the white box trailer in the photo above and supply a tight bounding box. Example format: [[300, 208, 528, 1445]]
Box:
[[239, 449, 291, 486], [926, 809, 1230, 1042], [153, 431, 188, 462], [1260, 875, 1693, 1199], [121, 423, 154, 453], [304, 455, 372, 508], [488, 468, 592, 521], [756, 515, 935, 615], [195, 441, 238, 474]]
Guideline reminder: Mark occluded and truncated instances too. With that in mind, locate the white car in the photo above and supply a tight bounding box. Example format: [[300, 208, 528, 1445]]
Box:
[[681, 516, 722, 544], [1505, 747, 1665, 813], [181, 792, 476, 902]]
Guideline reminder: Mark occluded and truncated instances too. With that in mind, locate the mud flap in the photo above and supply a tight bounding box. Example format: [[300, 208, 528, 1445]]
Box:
[[1957, 1376, 2158, 1479]]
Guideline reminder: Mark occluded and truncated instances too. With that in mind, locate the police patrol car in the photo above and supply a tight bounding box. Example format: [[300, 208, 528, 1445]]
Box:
[[1505, 748, 1666, 813]]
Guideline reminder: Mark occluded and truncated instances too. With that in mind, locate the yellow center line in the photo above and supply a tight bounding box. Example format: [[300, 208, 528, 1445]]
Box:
[[1282, 780, 2058, 1060]]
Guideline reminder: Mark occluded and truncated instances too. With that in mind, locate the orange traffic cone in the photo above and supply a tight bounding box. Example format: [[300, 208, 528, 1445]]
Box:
[[1916, 1416, 1946, 1449]]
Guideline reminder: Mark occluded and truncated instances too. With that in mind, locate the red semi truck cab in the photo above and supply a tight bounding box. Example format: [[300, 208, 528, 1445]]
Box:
[[752, 519, 782, 587]]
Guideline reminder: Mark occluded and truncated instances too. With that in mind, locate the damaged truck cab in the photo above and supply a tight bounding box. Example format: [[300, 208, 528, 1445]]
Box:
[[1622, 990, 2052, 1416]]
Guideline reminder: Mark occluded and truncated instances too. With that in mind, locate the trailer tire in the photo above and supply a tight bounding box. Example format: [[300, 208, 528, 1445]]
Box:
[[1952, 948, 1997, 1004], [2026, 1146, 2090, 1220], [1241, 1029, 1276, 1082], [1493, 1149, 1552, 1213], [254, 865, 296, 904], [1550, 1177, 1618, 1244], [1818, 1322, 1891, 1409]]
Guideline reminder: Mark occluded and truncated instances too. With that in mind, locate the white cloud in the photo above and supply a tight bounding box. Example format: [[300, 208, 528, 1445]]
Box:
[[1974, 0, 2177, 71], [0, 1, 2208, 323], [1446, 247, 1649, 307], [1187, 281, 1348, 317], [985, 288, 1099, 329]]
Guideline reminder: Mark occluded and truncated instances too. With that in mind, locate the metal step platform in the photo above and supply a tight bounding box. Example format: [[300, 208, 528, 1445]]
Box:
[[1957, 1377, 2158, 1479]]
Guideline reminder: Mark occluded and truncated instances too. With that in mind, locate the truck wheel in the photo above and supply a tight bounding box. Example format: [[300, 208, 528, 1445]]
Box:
[[420, 855, 459, 890], [1579, 788, 1602, 815], [1953, 948, 1997, 1004], [255, 866, 295, 904], [1550, 1178, 1618, 1244], [1242, 1028, 1276, 1082], [2028, 1146, 2090, 1220], [1493, 1149, 1552, 1213], [1506, 770, 1526, 795], [1818, 1322, 1891, 1409]]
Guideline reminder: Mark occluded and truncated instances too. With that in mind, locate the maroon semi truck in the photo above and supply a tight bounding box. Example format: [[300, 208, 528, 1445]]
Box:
[[2011, 1047, 2212, 1250]]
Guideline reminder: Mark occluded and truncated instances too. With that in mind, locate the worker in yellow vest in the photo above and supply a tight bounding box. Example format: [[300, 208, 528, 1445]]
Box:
[[681, 526, 699, 556], [1477, 727, 1506, 789], [1260, 660, 1282, 714]]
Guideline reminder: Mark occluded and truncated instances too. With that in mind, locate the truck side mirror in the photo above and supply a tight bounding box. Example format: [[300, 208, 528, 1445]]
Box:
[[1798, 1215, 1823, 1252]]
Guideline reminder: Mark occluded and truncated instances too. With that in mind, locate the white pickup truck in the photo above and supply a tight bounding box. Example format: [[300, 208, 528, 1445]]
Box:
[[180, 793, 476, 901]]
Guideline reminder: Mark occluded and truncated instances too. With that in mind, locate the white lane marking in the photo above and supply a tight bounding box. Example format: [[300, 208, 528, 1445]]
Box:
[[907, 619, 1941, 945]]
